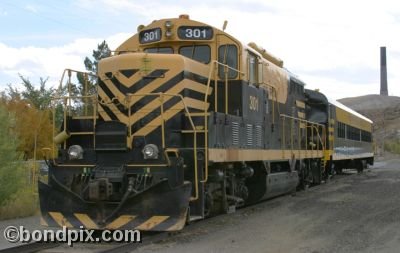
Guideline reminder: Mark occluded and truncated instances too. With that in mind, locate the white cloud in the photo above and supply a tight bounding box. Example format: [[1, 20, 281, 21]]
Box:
[[0, 33, 130, 89], [24, 4, 38, 13]]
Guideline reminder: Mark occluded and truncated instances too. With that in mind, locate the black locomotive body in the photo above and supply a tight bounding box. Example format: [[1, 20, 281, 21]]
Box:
[[39, 15, 373, 231]]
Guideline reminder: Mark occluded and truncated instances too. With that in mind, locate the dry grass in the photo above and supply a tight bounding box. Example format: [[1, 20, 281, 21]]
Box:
[[385, 139, 400, 155], [0, 187, 39, 220]]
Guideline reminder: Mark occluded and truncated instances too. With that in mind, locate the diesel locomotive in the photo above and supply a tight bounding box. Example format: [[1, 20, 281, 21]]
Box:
[[39, 15, 374, 231]]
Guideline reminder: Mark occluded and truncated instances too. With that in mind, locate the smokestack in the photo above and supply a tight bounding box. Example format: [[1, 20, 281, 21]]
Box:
[[380, 46, 388, 96]]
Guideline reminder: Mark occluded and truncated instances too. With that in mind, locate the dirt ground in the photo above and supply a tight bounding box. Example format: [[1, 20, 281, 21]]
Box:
[[1, 156, 400, 252], [136, 157, 400, 253]]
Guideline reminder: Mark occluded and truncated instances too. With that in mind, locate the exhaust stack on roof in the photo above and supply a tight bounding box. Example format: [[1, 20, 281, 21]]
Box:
[[380, 46, 388, 96]]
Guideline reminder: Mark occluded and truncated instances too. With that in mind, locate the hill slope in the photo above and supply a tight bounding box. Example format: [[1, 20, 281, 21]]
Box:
[[338, 94, 400, 154]]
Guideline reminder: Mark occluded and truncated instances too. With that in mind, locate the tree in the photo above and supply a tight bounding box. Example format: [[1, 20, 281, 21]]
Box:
[[1, 77, 55, 159], [0, 104, 23, 206], [76, 40, 111, 96], [19, 75, 54, 110]]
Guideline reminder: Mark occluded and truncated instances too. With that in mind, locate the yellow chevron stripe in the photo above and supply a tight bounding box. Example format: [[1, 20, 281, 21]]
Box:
[[296, 100, 305, 109], [106, 215, 136, 230], [184, 97, 210, 110], [132, 97, 209, 137], [40, 216, 49, 226], [127, 72, 178, 106], [101, 78, 126, 102], [98, 88, 129, 124], [74, 213, 98, 229], [297, 111, 305, 119], [113, 71, 142, 88], [166, 210, 188, 231], [101, 70, 177, 107], [133, 102, 184, 137], [183, 79, 213, 95], [128, 80, 210, 127], [135, 216, 169, 231], [98, 104, 112, 121], [49, 212, 73, 228]]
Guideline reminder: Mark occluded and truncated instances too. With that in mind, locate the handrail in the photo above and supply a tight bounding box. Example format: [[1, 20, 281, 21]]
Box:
[[279, 114, 326, 158], [125, 92, 199, 201], [50, 94, 97, 163], [57, 69, 97, 92], [202, 60, 243, 183]]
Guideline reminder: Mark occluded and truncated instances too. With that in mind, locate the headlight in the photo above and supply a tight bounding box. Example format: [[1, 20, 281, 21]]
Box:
[[68, 145, 84, 160], [165, 20, 173, 28], [142, 144, 159, 159]]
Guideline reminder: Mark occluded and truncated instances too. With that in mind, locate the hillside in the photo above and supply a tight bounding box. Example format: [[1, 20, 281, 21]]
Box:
[[338, 94, 400, 154]]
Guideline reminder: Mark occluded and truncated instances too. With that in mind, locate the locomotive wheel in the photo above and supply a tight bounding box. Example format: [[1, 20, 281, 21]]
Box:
[[357, 160, 367, 173]]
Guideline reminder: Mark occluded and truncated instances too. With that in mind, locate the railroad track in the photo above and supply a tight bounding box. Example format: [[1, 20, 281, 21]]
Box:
[[0, 171, 357, 253], [0, 242, 59, 253], [0, 232, 172, 253]]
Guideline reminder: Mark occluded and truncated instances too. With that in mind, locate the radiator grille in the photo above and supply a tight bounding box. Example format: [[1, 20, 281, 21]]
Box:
[[255, 125, 262, 147], [246, 124, 253, 146], [232, 122, 239, 145]]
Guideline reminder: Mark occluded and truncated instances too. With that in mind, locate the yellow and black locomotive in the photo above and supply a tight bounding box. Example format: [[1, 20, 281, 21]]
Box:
[[39, 15, 374, 231]]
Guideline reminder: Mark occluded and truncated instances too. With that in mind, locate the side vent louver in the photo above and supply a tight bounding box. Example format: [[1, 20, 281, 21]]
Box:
[[255, 125, 262, 147], [246, 124, 253, 146], [232, 122, 239, 146]]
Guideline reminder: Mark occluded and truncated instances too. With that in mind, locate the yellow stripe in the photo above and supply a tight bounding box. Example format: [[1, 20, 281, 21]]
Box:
[[106, 215, 136, 230], [40, 216, 49, 226], [101, 79, 126, 102], [98, 89, 129, 123], [74, 213, 98, 229], [183, 79, 213, 95], [126, 70, 178, 106], [299, 122, 306, 128], [135, 216, 169, 230], [133, 103, 184, 137], [132, 97, 209, 137], [296, 100, 305, 109], [297, 111, 305, 119], [329, 127, 334, 132], [166, 210, 188, 231], [112, 71, 142, 88], [128, 80, 209, 127], [98, 104, 112, 121], [48, 212, 73, 228], [208, 148, 323, 162]]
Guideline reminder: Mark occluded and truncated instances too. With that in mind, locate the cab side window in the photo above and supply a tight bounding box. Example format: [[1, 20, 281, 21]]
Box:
[[248, 53, 257, 85], [218, 45, 238, 79]]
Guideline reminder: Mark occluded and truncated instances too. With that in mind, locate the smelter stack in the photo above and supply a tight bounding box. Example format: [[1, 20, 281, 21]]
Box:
[[380, 46, 388, 96]]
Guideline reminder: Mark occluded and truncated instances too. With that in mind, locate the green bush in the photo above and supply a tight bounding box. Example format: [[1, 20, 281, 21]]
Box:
[[384, 139, 400, 154], [0, 105, 24, 207], [0, 187, 38, 220]]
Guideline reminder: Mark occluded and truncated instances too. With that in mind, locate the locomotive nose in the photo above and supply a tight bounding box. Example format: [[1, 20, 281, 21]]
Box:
[[39, 179, 192, 231]]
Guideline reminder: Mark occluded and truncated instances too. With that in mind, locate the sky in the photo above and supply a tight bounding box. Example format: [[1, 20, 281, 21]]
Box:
[[0, 0, 400, 99]]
